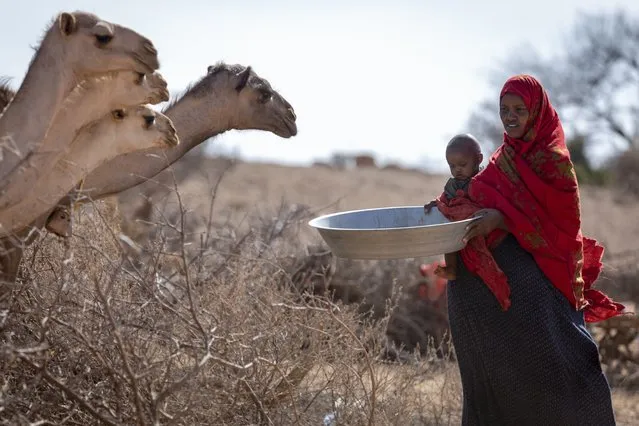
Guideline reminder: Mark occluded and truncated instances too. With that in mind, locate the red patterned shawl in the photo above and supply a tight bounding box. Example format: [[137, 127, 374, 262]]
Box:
[[467, 74, 625, 322]]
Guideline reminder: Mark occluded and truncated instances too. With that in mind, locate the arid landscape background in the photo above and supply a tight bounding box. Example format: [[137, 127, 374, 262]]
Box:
[[126, 156, 639, 255], [2, 3, 639, 424], [109, 153, 638, 424], [2, 150, 639, 425]]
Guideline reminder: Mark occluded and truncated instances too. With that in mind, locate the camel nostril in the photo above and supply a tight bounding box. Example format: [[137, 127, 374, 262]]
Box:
[[287, 108, 297, 121], [143, 114, 155, 127], [112, 109, 125, 120]]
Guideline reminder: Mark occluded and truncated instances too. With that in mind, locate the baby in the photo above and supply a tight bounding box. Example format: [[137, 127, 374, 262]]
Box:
[[424, 133, 483, 280]]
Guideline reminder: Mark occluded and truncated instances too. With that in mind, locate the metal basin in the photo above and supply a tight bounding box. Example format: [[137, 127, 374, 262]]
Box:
[[308, 205, 475, 260]]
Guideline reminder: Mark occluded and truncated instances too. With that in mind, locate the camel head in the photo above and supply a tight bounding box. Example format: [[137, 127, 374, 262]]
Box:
[[102, 105, 179, 152], [97, 70, 170, 106], [174, 62, 297, 139], [0, 71, 170, 212], [71, 70, 170, 110], [50, 11, 160, 76], [0, 105, 179, 237], [0, 106, 178, 239], [45, 207, 71, 237]]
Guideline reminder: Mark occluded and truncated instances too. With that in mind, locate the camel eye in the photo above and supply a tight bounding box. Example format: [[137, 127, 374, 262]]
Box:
[[112, 109, 125, 120], [134, 73, 145, 84], [95, 34, 113, 45], [258, 90, 272, 104], [143, 114, 155, 127]]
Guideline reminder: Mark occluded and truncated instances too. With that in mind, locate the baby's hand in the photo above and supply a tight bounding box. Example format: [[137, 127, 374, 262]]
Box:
[[424, 200, 437, 214]]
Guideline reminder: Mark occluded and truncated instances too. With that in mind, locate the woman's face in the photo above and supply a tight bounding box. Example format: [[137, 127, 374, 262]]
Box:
[[499, 93, 529, 139]]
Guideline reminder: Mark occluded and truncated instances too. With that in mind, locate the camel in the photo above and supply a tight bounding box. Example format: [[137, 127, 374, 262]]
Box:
[[1, 63, 296, 285], [0, 10, 160, 188], [68, 62, 297, 202], [0, 70, 169, 210], [0, 105, 178, 237], [0, 105, 175, 287]]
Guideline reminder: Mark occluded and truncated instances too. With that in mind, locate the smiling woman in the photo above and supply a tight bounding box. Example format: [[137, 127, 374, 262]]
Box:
[[446, 74, 624, 425]]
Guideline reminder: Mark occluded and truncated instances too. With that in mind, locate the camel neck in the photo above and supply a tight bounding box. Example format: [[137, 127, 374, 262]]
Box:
[[0, 30, 77, 185], [163, 94, 233, 162]]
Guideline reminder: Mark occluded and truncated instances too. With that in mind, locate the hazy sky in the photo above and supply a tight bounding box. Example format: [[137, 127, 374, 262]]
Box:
[[2, 1, 638, 172]]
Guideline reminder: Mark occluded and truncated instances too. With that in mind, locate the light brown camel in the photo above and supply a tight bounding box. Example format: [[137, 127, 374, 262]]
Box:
[[0, 105, 177, 237], [0, 70, 169, 210], [68, 62, 297, 202], [0, 11, 160, 189], [1, 63, 296, 285]]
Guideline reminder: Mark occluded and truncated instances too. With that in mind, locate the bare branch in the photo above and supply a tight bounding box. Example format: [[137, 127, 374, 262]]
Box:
[[16, 353, 119, 426], [94, 277, 147, 425]]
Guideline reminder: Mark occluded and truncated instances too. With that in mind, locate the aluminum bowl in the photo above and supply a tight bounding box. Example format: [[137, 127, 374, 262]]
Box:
[[307, 205, 476, 260]]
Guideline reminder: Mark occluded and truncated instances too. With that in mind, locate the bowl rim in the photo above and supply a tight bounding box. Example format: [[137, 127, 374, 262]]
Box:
[[307, 205, 478, 232]]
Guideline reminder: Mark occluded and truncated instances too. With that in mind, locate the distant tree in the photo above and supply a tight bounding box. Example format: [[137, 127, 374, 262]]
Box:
[[468, 10, 639, 157], [567, 134, 590, 171], [566, 133, 610, 186], [467, 99, 504, 155]]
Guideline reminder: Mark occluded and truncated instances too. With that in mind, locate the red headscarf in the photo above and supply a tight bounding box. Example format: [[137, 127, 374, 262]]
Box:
[[467, 74, 625, 322]]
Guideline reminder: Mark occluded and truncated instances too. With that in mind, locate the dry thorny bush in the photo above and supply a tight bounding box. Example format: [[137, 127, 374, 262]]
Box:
[[591, 252, 639, 390], [0, 177, 462, 425], [2, 160, 637, 424]]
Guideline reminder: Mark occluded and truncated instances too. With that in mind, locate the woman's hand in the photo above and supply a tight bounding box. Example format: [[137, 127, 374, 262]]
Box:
[[463, 208, 506, 244]]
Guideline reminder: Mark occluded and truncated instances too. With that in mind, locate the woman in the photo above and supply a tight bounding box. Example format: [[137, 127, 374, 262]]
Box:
[[448, 74, 625, 425]]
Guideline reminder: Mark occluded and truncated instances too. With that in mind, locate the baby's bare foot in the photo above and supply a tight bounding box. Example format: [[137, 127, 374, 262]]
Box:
[[435, 265, 456, 280]]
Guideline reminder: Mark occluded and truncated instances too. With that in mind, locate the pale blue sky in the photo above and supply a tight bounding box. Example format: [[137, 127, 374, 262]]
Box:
[[2, 1, 638, 172]]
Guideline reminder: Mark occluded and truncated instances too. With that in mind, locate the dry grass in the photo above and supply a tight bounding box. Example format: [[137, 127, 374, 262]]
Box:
[[1, 156, 638, 424], [0, 174, 458, 425]]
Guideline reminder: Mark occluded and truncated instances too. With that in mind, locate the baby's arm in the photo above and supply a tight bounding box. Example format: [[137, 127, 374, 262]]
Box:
[[424, 200, 438, 214], [425, 178, 456, 214]]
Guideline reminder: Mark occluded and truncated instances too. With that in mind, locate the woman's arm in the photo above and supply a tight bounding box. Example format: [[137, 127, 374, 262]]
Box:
[[463, 208, 508, 243], [496, 212, 509, 232]]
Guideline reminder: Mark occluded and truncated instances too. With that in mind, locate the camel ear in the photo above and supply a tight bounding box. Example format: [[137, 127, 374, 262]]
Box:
[[58, 13, 78, 36], [234, 66, 252, 92], [207, 65, 215, 74]]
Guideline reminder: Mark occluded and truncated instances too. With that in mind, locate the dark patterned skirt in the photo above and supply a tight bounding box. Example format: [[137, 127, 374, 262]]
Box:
[[447, 235, 616, 426]]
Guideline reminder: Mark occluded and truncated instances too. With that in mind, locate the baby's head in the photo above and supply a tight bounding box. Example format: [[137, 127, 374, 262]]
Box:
[[445, 133, 483, 180]]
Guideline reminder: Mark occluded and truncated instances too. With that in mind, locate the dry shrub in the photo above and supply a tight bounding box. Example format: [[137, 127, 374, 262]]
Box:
[[611, 147, 639, 199], [0, 185, 461, 425], [3, 165, 636, 424], [591, 251, 639, 391], [337, 258, 450, 352]]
